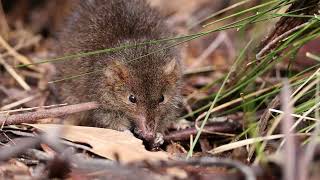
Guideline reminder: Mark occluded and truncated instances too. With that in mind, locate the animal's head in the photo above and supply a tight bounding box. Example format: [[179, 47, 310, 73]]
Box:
[[98, 48, 182, 142]]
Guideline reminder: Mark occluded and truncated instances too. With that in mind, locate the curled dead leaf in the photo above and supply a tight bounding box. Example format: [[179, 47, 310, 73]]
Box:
[[27, 124, 168, 163]]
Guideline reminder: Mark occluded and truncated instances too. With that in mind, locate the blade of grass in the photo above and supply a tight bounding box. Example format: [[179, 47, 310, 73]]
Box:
[[256, 77, 320, 162], [19, 0, 302, 68], [299, 73, 320, 180], [186, 40, 253, 158], [49, 33, 204, 83], [203, 0, 292, 27], [208, 133, 310, 155], [188, 0, 253, 29], [269, 109, 319, 122], [183, 44, 318, 121], [306, 52, 320, 62]]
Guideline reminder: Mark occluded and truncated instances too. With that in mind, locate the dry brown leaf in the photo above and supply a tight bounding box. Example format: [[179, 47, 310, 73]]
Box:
[[28, 124, 168, 163]]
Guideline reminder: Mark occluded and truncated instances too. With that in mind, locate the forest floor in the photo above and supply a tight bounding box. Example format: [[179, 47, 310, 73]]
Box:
[[0, 0, 320, 179]]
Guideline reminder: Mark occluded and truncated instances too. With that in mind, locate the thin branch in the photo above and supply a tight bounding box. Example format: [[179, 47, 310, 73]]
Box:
[[134, 157, 256, 180], [0, 102, 99, 125], [0, 137, 41, 161], [165, 121, 241, 141], [0, 103, 68, 114]]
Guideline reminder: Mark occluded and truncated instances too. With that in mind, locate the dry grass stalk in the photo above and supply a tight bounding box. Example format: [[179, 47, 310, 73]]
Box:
[[0, 94, 41, 110], [0, 1, 9, 39], [0, 34, 33, 65], [0, 56, 31, 90]]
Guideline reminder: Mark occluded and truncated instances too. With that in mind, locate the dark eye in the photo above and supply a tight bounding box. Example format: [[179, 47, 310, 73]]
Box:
[[159, 95, 165, 103], [129, 95, 137, 103]]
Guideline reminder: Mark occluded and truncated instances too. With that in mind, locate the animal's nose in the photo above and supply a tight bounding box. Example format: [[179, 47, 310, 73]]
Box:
[[133, 125, 164, 150], [133, 126, 156, 149], [133, 122, 155, 140], [139, 130, 155, 141], [133, 115, 156, 141]]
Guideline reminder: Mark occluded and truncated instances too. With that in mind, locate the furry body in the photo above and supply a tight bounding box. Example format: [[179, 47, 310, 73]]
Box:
[[56, 0, 182, 141]]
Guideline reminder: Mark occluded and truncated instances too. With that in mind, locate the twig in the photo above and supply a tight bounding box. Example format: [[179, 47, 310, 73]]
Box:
[[0, 137, 41, 161], [164, 121, 241, 141], [0, 103, 68, 114], [25, 149, 52, 161], [0, 102, 99, 125], [134, 157, 256, 180]]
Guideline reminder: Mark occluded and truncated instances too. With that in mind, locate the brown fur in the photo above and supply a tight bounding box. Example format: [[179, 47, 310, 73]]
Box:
[[55, 0, 182, 141]]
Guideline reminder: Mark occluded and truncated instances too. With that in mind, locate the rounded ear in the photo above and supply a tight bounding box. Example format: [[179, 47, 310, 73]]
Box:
[[164, 58, 177, 75], [104, 61, 129, 84]]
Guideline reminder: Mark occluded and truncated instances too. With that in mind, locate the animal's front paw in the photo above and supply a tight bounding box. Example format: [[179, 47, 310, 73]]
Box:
[[153, 133, 164, 147]]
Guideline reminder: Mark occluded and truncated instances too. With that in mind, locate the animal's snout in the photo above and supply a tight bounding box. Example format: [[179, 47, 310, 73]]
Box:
[[133, 115, 156, 141], [132, 115, 164, 149], [140, 131, 156, 141], [133, 126, 164, 150]]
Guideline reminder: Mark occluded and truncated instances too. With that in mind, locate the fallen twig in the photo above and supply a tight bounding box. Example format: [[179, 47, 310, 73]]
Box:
[[0, 102, 99, 125], [133, 157, 256, 180], [0, 103, 68, 114], [0, 137, 41, 161], [164, 121, 242, 141]]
